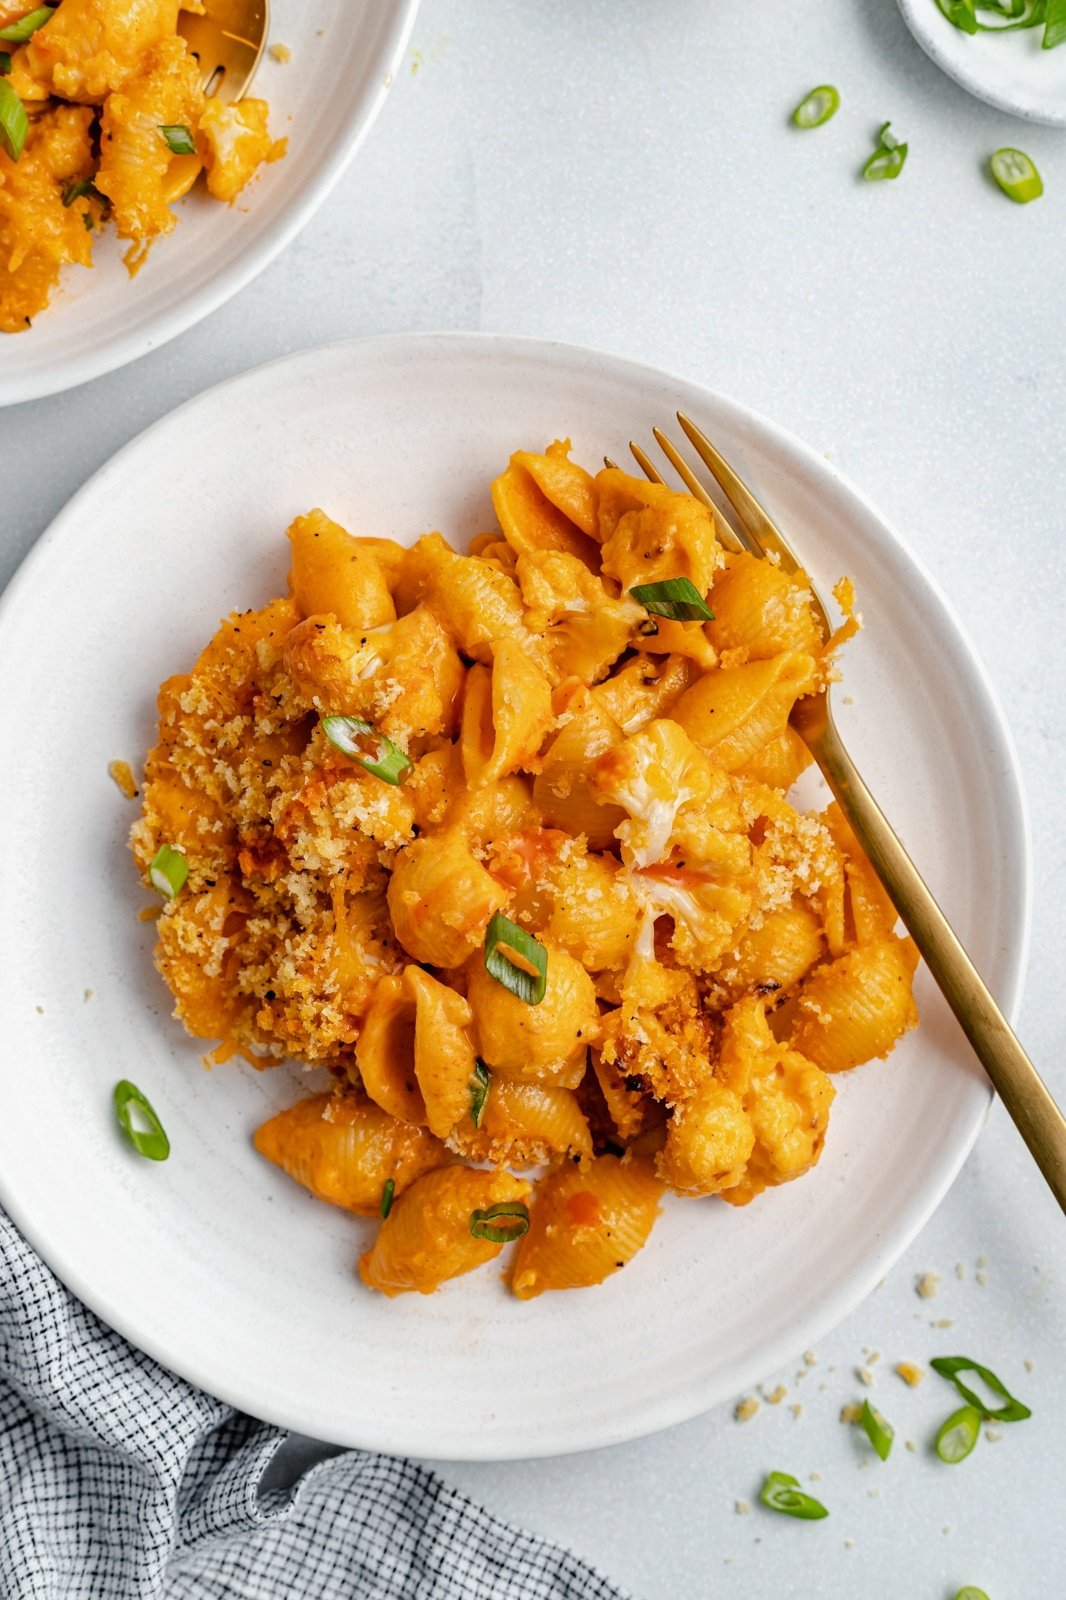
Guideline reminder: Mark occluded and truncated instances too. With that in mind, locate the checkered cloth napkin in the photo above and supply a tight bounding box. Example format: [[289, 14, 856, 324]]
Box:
[[0, 1207, 629, 1600]]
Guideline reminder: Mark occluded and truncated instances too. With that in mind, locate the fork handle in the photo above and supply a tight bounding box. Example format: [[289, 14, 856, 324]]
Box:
[[806, 714, 1066, 1216]]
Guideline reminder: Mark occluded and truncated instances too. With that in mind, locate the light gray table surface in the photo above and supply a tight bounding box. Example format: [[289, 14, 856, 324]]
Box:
[[4, 2, 1064, 1596]]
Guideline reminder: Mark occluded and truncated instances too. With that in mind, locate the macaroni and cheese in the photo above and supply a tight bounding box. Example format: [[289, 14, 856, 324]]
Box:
[[132, 441, 919, 1299]]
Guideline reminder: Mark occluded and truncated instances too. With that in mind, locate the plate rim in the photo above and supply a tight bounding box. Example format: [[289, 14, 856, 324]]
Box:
[[896, 0, 1066, 125], [0, 332, 1034, 1458], [0, 0, 421, 408]]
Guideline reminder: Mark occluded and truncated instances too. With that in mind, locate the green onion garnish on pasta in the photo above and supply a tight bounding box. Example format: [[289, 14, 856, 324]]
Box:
[[758, 1472, 829, 1520], [470, 1060, 491, 1128], [379, 1178, 395, 1219], [158, 123, 197, 156], [0, 6, 54, 43], [990, 148, 1043, 203], [62, 177, 105, 208], [792, 85, 841, 128], [629, 577, 714, 622], [0, 78, 27, 161], [114, 1080, 171, 1161], [320, 715, 413, 785], [149, 843, 189, 898], [484, 913, 548, 1005], [935, 1404, 983, 1463], [860, 1399, 894, 1460], [930, 1355, 1032, 1421], [469, 1201, 530, 1243]]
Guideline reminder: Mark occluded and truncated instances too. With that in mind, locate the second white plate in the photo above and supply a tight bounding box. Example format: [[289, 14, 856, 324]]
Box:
[[0, 334, 1029, 1458]]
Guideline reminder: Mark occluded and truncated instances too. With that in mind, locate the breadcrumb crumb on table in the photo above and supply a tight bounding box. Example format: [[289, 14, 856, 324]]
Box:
[[915, 1271, 940, 1299], [734, 1500, 750, 1516], [803, 1349, 817, 1367], [109, 760, 139, 798], [763, 1385, 788, 1405], [857, 1367, 874, 1387], [268, 43, 291, 62], [840, 1402, 862, 1424], [734, 1397, 759, 1423], [895, 1361, 923, 1387]]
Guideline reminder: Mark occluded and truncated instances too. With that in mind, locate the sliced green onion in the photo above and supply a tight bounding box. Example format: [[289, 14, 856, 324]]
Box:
[[470, 1059, 490, 1128], [629, 577, 714, 622], [62, 177, 105, 208], [990, 147, 1043, 203], [320, 714, 413, 785], [758, 1471, 829, 1520], [935, 1403, 982, 1463], [930, 1355, 1031, 1422], [792, 85, 841, 129], [379, 1177, 395, 1219], [859, 1399, 894, 1461], [1046, 0, 1066, 45], [149, 843, 189, 898], [114, 1079, 170, 1161], [863, 123, 908, 181], [0, 77, 27, 161], [484, 912, 548, 1005], [469, 1200, 530, 1243], [0, 6, 54, 43], [158, 123, 196, 156], [938, 0, 979, 30], [955, 1589, 991, 1600], [0, 51, 11, 74], [83, 211, 94, 231]]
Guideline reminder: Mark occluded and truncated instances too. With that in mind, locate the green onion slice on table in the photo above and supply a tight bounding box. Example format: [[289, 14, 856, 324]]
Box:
[[0, 77, 27, 161], [149, 843, 189, 898], [0, 6, 54, 43], [379, 1178, 395, 1219], [114, 1080, 171, 1161], [758, 1471, 829, 1520], [863, 123, 908, 181], [930, 1355, 1032, 1421], [484, 913, 548, 1005], [859, 1399, 894, 1460], [990, 148, 1043, 203], [469, 1201, 530, 1243], [955, 1589, 991, 1600], [320, 714, 413, 785], [469, 1060, 491, 1128], [629, 577, 714, 622], [159, 123, 197, 156], [935, 1403, 983, 1463], [792, 85, 841, 128]]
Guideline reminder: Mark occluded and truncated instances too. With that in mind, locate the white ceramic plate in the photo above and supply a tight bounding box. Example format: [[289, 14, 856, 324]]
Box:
[[0, 334, 1030, 1460], [0, 1, 419, 407], [898, 0, 1066, 125]]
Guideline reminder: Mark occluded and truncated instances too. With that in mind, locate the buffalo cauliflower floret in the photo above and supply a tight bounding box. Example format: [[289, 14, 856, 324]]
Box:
[[199, 96, 285, 203]]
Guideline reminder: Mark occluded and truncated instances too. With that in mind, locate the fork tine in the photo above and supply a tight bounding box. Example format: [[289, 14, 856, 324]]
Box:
[[642, 430, 749, 557], [676, 412, 796, 574], [627, 442, 665, 483], [650, 428, 714, 510]]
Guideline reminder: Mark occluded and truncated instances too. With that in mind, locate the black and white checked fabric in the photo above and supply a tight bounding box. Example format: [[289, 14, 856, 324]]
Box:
[[0, 1208, 630, 1600]]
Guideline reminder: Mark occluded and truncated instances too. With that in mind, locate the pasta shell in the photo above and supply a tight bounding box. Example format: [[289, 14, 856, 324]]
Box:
[[511, 1155, 663, 1299], [359, 1166, 530, 1297]]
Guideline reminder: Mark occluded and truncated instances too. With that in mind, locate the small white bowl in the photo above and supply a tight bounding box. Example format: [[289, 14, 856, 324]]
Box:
[[897, 0, 1066, 125]]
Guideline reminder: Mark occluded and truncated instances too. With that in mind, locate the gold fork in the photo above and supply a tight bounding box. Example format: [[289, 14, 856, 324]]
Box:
[[179, 0, 270, 102], [628, 413, 1066, 1216]]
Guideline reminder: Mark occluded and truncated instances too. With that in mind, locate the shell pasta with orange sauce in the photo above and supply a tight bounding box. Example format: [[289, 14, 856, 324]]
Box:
[[132, 440, 919, 1300]]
